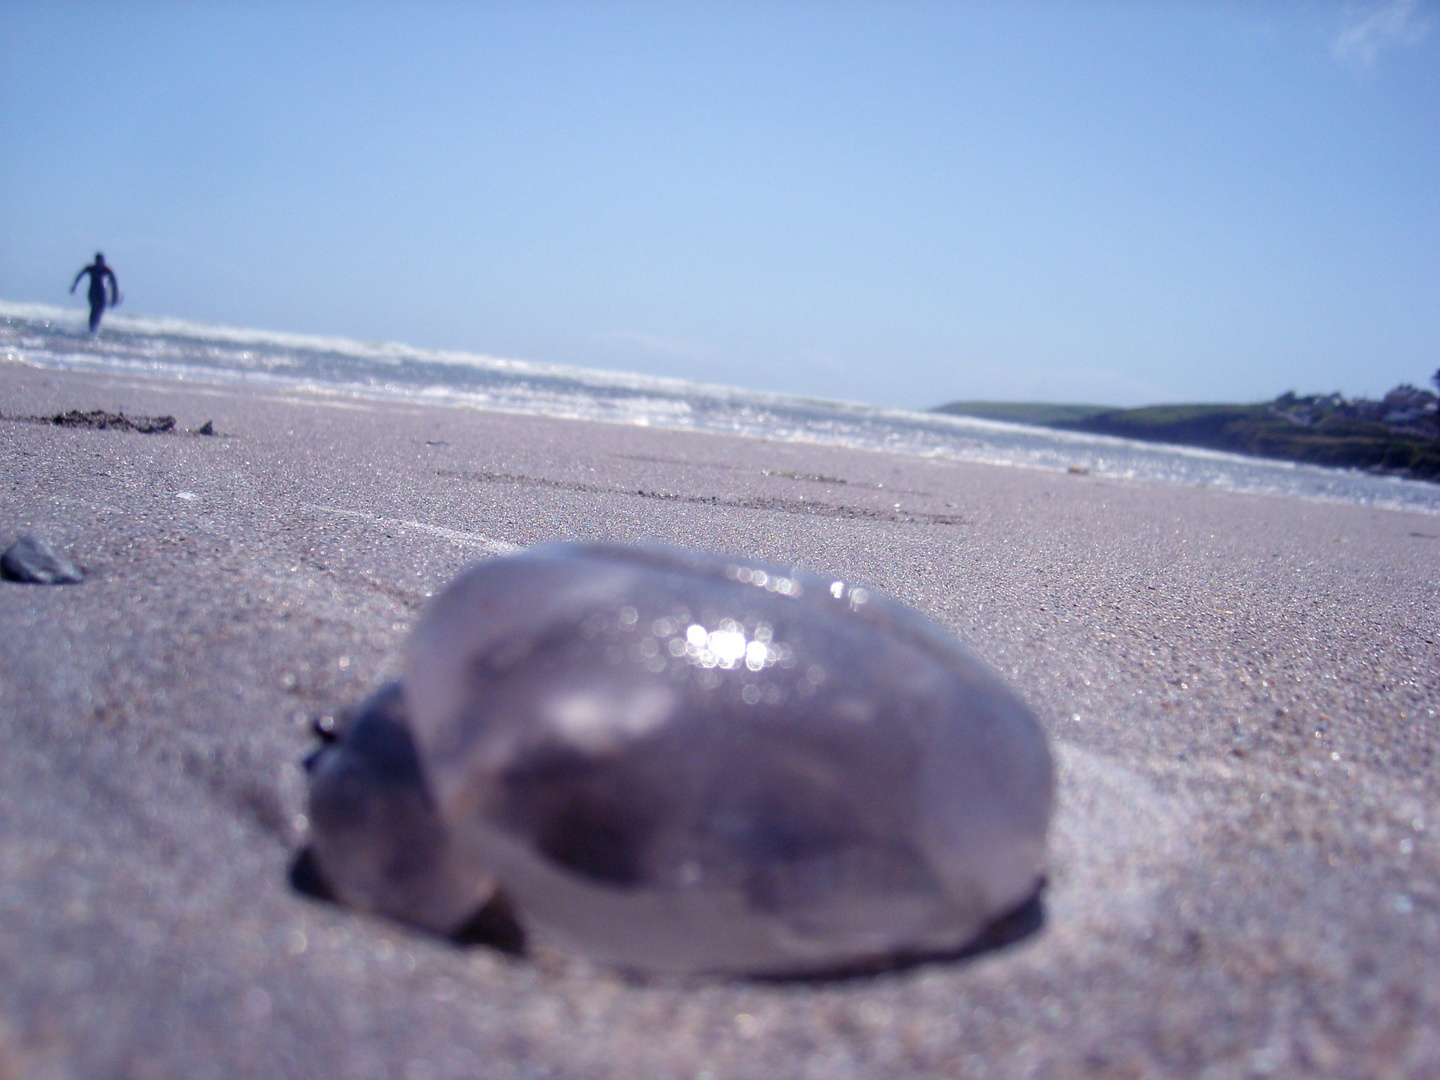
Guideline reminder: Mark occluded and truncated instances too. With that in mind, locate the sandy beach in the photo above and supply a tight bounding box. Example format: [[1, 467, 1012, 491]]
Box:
[[2, 359, 1438, 1079]]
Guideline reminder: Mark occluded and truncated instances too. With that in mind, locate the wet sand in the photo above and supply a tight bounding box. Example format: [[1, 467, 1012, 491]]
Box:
[[2, 360, 1438, 1079]]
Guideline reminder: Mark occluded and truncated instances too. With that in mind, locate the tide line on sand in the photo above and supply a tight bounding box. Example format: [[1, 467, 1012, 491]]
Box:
[[303, 503, 519, 555]]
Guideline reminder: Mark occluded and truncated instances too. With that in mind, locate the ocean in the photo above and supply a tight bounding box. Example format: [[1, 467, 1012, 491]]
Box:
[[4, 300, 1438, 516]]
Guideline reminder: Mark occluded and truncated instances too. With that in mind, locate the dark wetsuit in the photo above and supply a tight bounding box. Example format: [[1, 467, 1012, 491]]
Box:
[[71, 259, 120, 332]]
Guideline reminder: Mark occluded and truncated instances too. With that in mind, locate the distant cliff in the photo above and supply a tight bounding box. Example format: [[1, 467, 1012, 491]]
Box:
[[934, 387, 1440, 483]]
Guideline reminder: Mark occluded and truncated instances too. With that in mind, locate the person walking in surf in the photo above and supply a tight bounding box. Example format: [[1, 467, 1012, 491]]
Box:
[[70, 253, 120, 332]]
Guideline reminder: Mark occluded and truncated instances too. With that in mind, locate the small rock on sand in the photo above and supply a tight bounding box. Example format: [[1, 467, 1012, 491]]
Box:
[[1, 534, 85, 585]]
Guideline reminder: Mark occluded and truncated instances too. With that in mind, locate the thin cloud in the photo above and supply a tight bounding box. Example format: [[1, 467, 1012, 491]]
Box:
[[1333, 0, 1431, 67]]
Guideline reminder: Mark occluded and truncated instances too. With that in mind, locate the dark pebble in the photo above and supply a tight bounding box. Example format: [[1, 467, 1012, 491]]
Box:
[[1, 534, 85, 585]]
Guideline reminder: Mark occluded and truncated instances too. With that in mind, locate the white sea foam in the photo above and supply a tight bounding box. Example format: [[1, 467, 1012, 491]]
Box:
[[3, 299, 1438, 516]]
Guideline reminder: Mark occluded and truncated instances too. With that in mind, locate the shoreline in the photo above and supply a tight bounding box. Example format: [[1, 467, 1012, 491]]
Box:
[[2, 362, 1438, 1078], [10, 302, 1440, 520]]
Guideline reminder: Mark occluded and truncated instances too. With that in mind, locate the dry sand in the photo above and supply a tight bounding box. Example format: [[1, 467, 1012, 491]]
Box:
[[1, 360, 1438, 1080]]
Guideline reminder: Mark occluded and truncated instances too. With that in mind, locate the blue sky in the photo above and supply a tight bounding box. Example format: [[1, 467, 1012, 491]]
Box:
[[2, 2, 1436, 409]]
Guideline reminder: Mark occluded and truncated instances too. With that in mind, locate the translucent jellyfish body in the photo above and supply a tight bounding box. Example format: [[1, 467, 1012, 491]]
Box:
[[305, 543, 1053, 976]]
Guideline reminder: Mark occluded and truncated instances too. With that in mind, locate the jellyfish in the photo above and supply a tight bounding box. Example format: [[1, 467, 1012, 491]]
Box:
[[303, 542, 1052, 976]]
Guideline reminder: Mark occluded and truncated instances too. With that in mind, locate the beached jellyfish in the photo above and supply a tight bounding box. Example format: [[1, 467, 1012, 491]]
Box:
[[302, 542, 1053, 976]]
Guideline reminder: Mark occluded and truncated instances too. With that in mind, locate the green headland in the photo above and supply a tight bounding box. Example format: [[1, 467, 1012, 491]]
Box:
[[934, 384, 1440, 483]]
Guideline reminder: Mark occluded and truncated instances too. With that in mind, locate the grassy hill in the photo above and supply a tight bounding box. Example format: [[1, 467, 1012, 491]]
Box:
[[931, 400, 1440, 482]]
